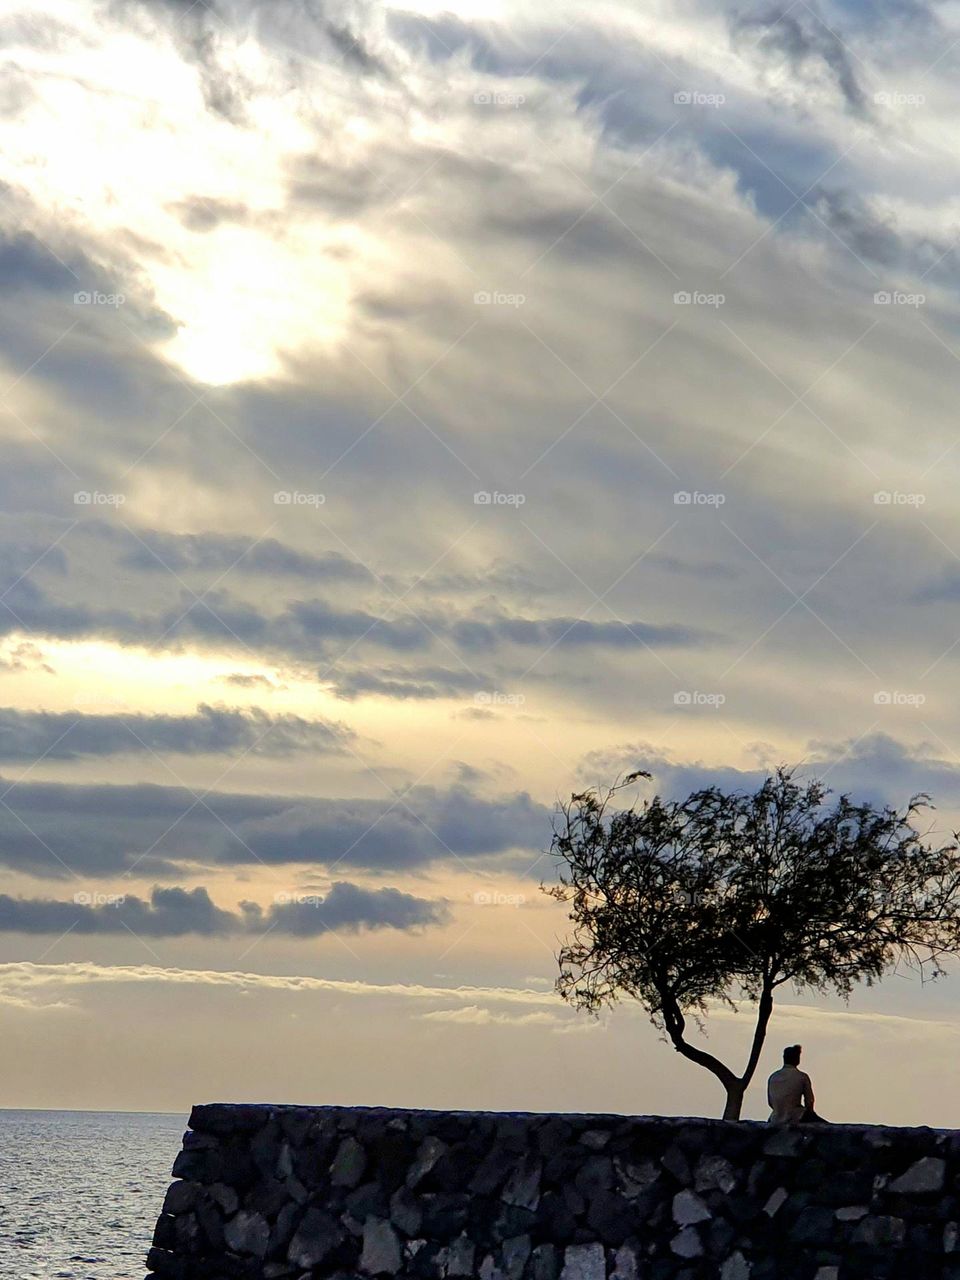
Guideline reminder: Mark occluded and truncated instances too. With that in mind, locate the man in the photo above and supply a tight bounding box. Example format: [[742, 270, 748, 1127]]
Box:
[[767, 1045, 824, 1124]]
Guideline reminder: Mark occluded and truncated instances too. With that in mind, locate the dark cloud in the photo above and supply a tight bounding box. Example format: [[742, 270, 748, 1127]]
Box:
[[0, 884, 235, 936], [735, 4, 869, 117], [167, 197, 253, 233], [0, 703, 354, 761], [0, 880, 448, 935], [806, 189, 904, 266], [323, 21, 387, 74], [451, 614, 710, 652], [111, 0, 252, 123], [0, 775, 550, 878], [325, 665, 482, 700], [246, 881, 450, 934], [798, 733, 960, 812], [219, 784, 550, 870], [0, 231, 80, 293], [0, 561, 710, 663], [286, 155, 391, 220], [0, 537, 68, 584], [217, 673, 282, 689], [94, 524, 371, 581], [578, 735, 960, 818]]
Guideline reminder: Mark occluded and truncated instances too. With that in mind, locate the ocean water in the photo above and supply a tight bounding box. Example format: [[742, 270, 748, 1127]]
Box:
[[0, 1109, 187, 1280]]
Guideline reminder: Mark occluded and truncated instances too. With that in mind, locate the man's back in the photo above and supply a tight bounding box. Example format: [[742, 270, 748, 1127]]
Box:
[[767, 1064, 813, 1124]]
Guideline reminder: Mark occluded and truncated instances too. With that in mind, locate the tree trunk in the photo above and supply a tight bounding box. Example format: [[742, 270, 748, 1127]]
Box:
[[722, 1082, 745, 1121], [662, 993, 742, 1118], [661, 983, 775, 1121]]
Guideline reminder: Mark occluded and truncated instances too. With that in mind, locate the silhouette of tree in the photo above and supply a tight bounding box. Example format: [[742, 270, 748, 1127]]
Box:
[[546, 768, 960, 1119]]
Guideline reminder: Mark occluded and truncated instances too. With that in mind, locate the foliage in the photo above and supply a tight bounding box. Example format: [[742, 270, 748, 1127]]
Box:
[[546, 768, 960, 1117]]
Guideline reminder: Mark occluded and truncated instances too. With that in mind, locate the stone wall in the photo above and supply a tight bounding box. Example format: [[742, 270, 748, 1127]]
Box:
[[147, 1104, 960, 1280]]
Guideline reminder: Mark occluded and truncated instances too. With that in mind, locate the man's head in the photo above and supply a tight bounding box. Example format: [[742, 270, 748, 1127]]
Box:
[[783, 1044, 802, 1067]]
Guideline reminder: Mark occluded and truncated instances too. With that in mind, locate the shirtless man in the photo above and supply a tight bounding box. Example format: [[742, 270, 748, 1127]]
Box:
[[767, 1045, 822, 1124]]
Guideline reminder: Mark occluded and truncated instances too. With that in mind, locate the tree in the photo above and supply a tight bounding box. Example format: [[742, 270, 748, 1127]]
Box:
[[546, 768, 960, 1119]]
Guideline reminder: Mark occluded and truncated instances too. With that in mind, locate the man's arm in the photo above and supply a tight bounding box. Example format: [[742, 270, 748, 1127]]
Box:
[[801, 1073, 815, 1110]]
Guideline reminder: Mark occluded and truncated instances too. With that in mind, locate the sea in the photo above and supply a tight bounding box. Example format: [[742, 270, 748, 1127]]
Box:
[[0, 1109, 188, 1280]]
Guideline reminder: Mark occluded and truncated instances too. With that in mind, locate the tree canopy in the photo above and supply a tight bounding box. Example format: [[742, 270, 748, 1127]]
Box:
[[547, 768, 960, 1119]]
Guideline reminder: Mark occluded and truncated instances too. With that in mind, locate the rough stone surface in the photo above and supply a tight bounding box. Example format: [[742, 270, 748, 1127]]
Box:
[[694, 1154, 737, 1194], [560, 1243, 605, 1280], [672, 1189, 711, 1226], [329, 1136, 367, 1189], [720, 1252, 751, 1280], [287, 1208, 343, 1270], [147, 1104, 960, 1280], [361, 1218, 402, 1274], [669, 1227, 703, 1258], [763, 1187, 788, 1217], [223, 1210, 269, 1258], [888, 1156, 945, 1194]]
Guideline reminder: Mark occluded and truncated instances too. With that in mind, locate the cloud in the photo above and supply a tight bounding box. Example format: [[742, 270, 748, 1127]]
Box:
[[1, 960, 952, 1052], [0, 230, 82, 293], [914, 565, 960, 603], [218, 784, 551, 870], [0, 880, 448, 936], [451, 614, 711, 652], [216, 672, 283, 689], [0, 776, 551, 877], [0, 702, 355, 760], [2, 0, 960, 929], [733, 4, 869, 118], [577, 735, 960, 820], [95, 524, 371, 581], [324, 665, 488, 701], [0, 569, 712, 666], [0, 884, 235, 936], [250, 881, 451, 934], [418, 1004, 566, 1027], [0, 959, 561, 1007]]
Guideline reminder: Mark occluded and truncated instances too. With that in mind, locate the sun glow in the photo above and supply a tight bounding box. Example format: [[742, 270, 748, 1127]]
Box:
[[154, 226, 351, 387], [0, 2, 357, 388]]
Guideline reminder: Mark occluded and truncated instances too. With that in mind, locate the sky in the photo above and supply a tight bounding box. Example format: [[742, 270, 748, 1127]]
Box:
[[3, 0, 960, 1125]]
